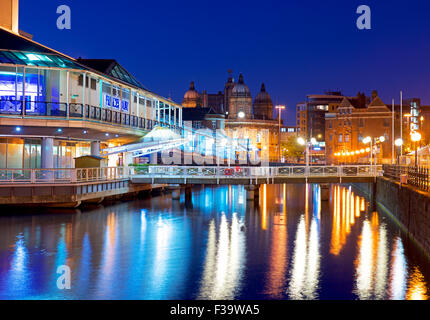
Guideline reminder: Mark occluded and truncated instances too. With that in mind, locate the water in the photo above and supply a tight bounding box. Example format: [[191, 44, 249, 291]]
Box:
[[0, 184, 429, 300]]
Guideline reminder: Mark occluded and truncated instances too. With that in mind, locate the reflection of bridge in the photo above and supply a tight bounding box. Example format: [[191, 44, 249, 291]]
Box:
[[131, 165, 383, 185]]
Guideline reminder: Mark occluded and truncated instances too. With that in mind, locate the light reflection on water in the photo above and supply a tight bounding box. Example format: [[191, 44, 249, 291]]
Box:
[[0, 184, 428, 300]]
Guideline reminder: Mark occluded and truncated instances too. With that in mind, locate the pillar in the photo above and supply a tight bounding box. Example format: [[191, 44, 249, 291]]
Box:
[[185, 185, 192, 201], [91, 141, 101, 157], [124, 152, 133, 167], [41, 137, 54, 169], [245, 185, 259, 201], [320, 183, 330, 201], [150, 152, 157, 164]]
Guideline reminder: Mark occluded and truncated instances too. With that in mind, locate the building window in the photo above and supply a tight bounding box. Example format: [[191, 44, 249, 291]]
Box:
[[330, 135, 333, 141], [329, 121, 332, 129], [359, 118, 364, 127], [339, 134, 343, 143], [90, 78, 97, 90], [345, 134, 350, 142], [383, 118, 390, 127]]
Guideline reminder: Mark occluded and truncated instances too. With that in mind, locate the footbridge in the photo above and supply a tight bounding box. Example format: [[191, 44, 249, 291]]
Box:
[[131, 165, 383, 185]]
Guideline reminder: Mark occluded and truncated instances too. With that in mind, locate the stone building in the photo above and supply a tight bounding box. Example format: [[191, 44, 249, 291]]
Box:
[[325, 91, 394, 164], [182, 71, 281, 162]]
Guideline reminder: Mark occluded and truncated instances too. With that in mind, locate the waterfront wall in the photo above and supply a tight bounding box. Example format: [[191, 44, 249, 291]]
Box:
[[375, 177, 430, 256]]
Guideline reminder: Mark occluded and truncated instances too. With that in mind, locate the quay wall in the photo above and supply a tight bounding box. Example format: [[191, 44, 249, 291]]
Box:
[[353, 178, 430, 256]]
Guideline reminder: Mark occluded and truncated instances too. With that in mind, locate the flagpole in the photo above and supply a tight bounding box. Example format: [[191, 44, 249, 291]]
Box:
[[392, 99, 395, 164], [400, 91, 403, 158]]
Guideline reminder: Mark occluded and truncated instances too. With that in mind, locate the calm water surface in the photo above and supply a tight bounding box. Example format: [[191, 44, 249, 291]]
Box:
[[0, 184, 429, 300]]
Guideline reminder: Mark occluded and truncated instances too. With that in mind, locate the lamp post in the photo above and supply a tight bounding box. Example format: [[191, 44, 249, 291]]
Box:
[[411, 131, 422, 167], [297, 136, 316, 168], [363, 136, 385, 166], [276, 105, 286, 163], [395, 138, 403, 165]]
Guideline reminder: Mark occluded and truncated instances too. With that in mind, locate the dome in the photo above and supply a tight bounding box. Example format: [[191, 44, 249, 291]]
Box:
[[254, 83, 272, 104], [183, 81, 201, 108], [184, 81, 200, 100], [231, 73, 251, 97], [253, 83, 274, 120]]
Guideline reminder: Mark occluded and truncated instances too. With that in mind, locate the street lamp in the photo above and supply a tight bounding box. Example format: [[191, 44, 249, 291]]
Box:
[[411, 131, 422, 167], [395, 138, 403, 165], [276, 105, 286, 163], [297, 136, 316, 168], [363, 136, 385, 165], [363, 136, 373, 165]]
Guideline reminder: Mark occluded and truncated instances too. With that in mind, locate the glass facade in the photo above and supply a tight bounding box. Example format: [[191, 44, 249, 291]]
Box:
[[0, 49, 183, 170]]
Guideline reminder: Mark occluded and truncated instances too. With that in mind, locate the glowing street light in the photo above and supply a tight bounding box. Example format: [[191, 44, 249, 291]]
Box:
[[237, 111, 245, 119], [395, 138, 403, 147], [363, 136, 373, 165], [395, 138, 403, 164], [297, 137, 306, 145], [411, 131, 422, 167]]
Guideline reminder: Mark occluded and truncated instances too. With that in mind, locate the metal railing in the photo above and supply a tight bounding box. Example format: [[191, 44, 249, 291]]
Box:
[[131, 165, 383, 179], [383, 164, 430, 192], [0, 167, 129, 184], [0, 101, 184, 134]]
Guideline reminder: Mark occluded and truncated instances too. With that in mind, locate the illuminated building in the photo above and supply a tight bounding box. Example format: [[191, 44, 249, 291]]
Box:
[[0, 0, 183, 169], [183, 72, 280, 162], [325, 90, 424, 164], [296, 92, 346, 163]]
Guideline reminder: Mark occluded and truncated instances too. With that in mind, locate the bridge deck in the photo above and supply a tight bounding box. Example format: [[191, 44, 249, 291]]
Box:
[[131, 165, 382, 185]]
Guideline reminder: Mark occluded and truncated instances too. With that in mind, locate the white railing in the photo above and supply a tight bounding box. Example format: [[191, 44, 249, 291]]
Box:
[[0, 167, 130, 184], [131, 165, 383, 179]]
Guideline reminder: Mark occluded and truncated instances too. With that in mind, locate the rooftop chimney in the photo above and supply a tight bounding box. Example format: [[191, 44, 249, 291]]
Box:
[[0, 0, 19, 34]]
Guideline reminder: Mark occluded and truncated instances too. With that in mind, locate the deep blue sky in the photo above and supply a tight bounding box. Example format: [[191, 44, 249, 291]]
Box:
[[20, 0, 430, 125]]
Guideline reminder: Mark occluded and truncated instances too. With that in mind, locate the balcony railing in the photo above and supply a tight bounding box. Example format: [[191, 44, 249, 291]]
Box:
[[0, 167, 130, 184], [0, 101, 183, 134]]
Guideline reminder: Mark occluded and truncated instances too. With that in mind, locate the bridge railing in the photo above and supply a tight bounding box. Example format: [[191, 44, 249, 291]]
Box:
[[383, 164, 430, 192], [0, 167, 129, 184], [131, 165, 383, 179]]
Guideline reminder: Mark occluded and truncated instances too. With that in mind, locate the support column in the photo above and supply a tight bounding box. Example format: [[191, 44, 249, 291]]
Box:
[[150, 152, 157, 164], [185, 184, 192, 201], [124, 152, 133, 167], [41, 137, 54, 169], [320, 183, 330, 201], [245, 185, 260, 201], [91, 141, 101, 157]]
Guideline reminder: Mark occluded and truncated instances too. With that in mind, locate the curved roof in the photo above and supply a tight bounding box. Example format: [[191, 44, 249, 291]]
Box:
[[183, 81, 200, 100], [254, 83, 272, 104], [231, 73, 251, 97]]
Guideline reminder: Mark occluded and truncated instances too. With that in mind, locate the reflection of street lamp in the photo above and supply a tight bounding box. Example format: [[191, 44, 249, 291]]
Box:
[[411, 131, 422, 167], [395, 138, 403, 165], [276, 105, 285, 163]]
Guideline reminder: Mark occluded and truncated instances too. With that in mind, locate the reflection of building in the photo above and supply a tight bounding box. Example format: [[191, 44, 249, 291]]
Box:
[[182, 72, 280, 162], [0, 0, 182, 170]]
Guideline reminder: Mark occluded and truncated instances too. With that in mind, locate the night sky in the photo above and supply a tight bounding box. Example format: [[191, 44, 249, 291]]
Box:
[[19, 0, 430, 125]]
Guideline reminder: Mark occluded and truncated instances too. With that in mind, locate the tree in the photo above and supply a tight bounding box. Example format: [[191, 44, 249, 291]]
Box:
[[281, 136, 305, 163]]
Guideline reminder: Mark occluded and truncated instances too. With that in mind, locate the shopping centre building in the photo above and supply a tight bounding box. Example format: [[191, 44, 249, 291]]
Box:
[[0, 1, 183, 171]]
